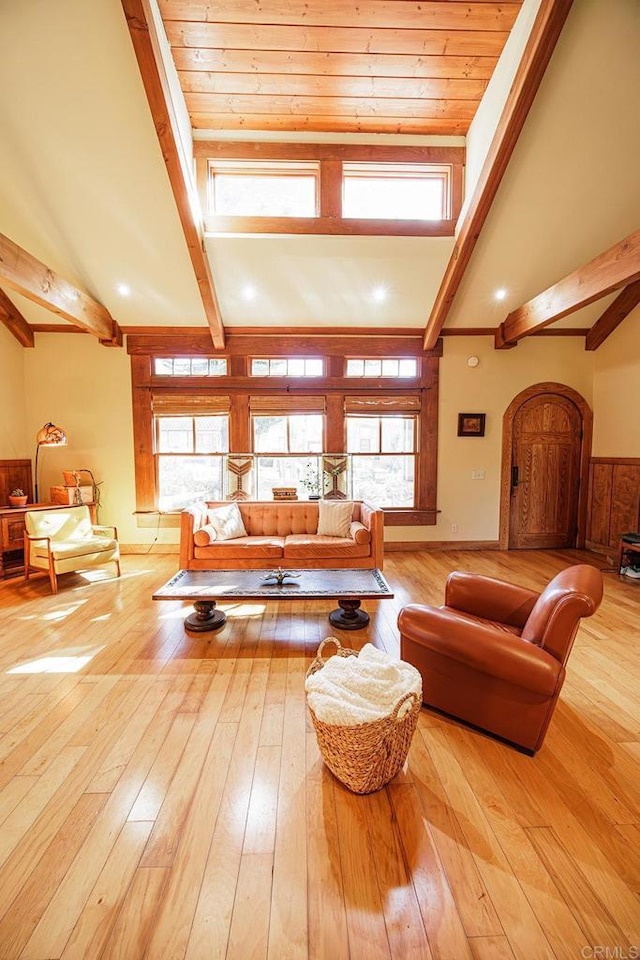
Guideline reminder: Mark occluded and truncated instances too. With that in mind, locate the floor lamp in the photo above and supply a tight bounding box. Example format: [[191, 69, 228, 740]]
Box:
[[34, 422, 67, 503]]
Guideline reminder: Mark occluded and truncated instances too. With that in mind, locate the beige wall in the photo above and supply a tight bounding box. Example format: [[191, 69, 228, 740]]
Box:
[[17, 332, 601, 547], [592, 306, 640, 457], [387, 335, 594, 543], [22, 335, 149, 543], [0, 324, 28, 462]]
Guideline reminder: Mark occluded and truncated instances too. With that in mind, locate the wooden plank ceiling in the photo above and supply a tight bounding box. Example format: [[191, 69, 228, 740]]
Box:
[[158, 0, 523, 135]]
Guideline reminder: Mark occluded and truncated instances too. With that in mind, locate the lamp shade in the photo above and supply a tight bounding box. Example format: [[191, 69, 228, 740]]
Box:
[[36, 422, 67, 446]]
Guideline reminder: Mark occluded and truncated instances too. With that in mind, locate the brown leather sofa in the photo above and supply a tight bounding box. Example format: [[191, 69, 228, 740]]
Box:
[[180, 500, 384, 571], [398, 564, 603, 753]]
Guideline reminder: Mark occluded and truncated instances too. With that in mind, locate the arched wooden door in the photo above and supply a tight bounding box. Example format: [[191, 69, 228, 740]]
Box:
[[509, 393, 583, 549]]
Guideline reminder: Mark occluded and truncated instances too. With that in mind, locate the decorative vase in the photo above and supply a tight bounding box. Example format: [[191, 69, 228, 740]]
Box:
[[8, 496, 28, 508]]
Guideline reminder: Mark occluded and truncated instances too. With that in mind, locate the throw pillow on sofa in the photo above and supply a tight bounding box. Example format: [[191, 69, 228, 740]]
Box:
[[194, 524, 218, 546], [207, 503, 248, 541], [317, 500, 353, 538]]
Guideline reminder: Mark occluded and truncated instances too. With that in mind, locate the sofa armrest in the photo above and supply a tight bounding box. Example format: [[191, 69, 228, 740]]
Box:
[[180, 504, 208, 567], [444, 571, 539, 628], [398, 604, 561, 696], [359, 500, 384, 568]]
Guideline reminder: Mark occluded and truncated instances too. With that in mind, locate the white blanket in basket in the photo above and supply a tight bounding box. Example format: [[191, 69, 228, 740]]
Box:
[[305, 644, 422, 726]]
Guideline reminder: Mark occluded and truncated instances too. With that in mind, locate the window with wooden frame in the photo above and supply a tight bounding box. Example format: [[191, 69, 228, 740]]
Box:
[[196, 142, 463, 237], [128, 334, 441, 526], [154, 357, 227, 376], [346, 358, 418, 378], [250, 396, 325, 500], [207, 160, 319, 217], [346, 397, 420, 508], [251, 357, 324, 377], [342, 163, 452, 220], [152, 395, 229, 511]]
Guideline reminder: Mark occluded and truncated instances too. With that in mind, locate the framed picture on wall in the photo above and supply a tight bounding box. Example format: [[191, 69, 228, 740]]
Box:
[[457, 413, 486, 437]]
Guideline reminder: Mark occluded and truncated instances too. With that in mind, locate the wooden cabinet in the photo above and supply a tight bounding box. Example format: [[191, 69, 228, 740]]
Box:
[[586, 458, 640, 555], [0, 503, 97, 578]]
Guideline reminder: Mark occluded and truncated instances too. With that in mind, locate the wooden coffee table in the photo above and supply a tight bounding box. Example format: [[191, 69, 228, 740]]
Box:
[[153, 567, 394, 633]]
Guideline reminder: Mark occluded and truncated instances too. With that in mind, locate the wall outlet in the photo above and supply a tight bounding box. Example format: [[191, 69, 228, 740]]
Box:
[[471, 470, 485, 479], [451, 522, 458, 534]]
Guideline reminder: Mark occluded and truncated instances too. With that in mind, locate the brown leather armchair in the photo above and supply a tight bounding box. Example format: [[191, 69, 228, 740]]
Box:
[[398, 564, 603, 753]]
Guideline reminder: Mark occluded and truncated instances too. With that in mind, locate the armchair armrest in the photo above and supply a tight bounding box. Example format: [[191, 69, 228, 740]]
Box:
[[92, 524, 118, 538], [399, 604, 561, 696], [444, 571, 539, 628]]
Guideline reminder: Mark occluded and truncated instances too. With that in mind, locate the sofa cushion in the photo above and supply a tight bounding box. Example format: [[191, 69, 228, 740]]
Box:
[[208, 503, 247, 541], [283, 535, 371, 560], [317, 500, 353, 537], [194, 536, 284, 561]]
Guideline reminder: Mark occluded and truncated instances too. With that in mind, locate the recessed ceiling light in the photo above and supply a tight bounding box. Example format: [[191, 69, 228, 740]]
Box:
[[372, 286, 387, 303], [242, 285, 257, 301], [494, 288, 507, 301], [117, 283, 131, 297]]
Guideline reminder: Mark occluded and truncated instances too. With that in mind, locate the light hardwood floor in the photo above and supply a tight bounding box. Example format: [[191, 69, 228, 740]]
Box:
[[0, 549, 638, 959]]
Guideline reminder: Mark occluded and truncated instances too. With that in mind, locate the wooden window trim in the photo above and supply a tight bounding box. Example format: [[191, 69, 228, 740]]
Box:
[[195, 141, 463, 237], [129, 335, 440, 525]]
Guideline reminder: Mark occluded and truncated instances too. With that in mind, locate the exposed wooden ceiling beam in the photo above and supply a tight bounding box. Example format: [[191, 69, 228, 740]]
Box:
[[0, 233, 120, 344], [121, 0, 225, 349], [422, 0, 574, 350], [585, 279, 640, 351], [0, 288, 34, 347], [496, 230, 640, 348]]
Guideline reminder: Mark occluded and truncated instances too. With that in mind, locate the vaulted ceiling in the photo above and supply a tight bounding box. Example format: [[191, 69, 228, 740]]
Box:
[[0, 0, 638, 349]]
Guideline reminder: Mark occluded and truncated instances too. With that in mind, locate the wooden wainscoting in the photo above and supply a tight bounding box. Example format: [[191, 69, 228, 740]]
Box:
[[0, 549, 638, 958], [586, 457, 640, 556]]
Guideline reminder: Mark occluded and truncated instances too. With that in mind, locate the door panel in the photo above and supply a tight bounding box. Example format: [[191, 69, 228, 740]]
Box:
[[509, 394, 582, 549]]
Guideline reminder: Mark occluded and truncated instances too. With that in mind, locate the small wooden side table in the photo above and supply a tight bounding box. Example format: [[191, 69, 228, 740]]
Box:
[[0, 502, 97, 578], [617, 533, 640, 577]]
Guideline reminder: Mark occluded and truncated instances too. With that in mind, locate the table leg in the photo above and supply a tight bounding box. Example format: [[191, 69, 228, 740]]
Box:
[[184, 599, 226, 632], [328, 598, 370, 630]]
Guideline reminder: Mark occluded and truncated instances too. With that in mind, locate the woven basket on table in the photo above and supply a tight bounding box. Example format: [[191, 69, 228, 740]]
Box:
[[306, 637, 422, 795]]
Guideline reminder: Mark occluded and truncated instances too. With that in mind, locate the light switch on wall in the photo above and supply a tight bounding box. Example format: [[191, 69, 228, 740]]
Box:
[[471, 470, 485, 479]]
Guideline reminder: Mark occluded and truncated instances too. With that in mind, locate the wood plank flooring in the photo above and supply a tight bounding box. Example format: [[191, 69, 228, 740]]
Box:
[[0, 549, 638, 959]]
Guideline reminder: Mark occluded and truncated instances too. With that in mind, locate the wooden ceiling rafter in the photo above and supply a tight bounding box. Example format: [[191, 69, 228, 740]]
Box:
[[120, 0, 225, 349], [422, 0, 574, 350], [0, 288, 34, 348], [496, 230, 640, 349], [0, 233, 120, 345], [585, 280, 640, 351]]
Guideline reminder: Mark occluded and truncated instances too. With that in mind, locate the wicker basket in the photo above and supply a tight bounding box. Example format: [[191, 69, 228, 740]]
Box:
[[306, 637, 422, 795]]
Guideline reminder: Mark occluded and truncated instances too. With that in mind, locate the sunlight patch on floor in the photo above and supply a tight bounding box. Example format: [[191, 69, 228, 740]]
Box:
[[7, 643, 106, 675]]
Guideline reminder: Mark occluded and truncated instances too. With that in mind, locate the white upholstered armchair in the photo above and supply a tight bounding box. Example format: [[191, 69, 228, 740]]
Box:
[[24, 505, 120, 594]]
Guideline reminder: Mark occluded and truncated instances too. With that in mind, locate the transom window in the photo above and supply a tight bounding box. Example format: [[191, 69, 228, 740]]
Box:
[[342, 163, 451, 220], [347, 415, 416, 508], [207, 161, 318, 217], [154, 357, 227, 376], [155, 415, 228, 510], [251, 358, 323, 377], [346, 358, 418, 378]]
